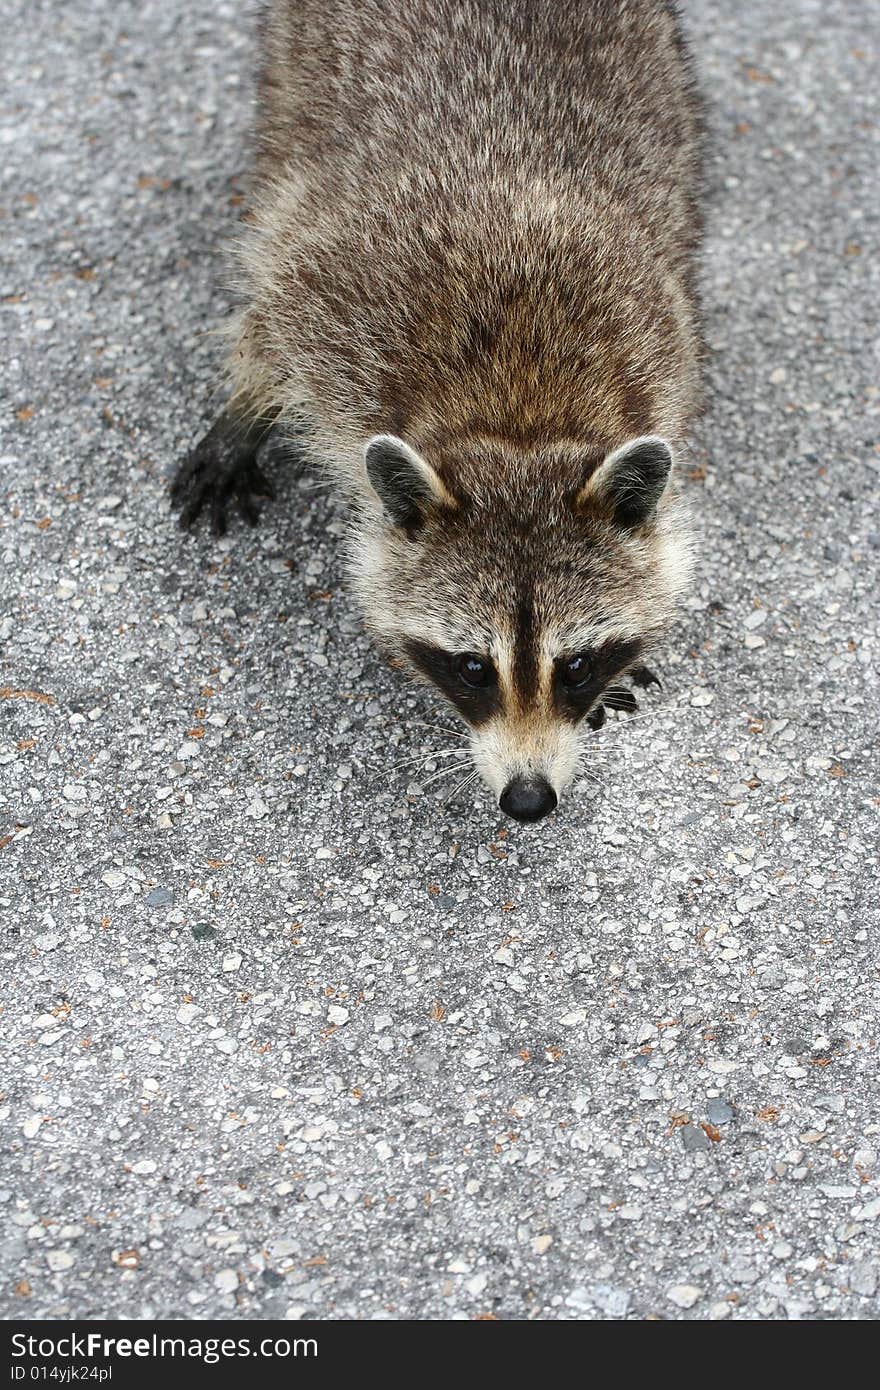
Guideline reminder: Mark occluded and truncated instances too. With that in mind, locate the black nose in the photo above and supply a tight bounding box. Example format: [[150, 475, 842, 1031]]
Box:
[[499, 777, 558, 823]]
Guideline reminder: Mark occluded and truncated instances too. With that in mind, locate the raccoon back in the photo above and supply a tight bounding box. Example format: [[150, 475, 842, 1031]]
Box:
[[241, 1, 703, 469]]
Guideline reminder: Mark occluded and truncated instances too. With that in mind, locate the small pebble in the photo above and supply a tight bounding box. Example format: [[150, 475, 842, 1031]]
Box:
[[680, 1124, 711, 1152], [668, 1284, 702, 1309], [144, 886, 173, 907], [705, 1098, 734, 1125]]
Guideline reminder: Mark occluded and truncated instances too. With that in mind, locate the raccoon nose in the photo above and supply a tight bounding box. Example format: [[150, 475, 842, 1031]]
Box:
[[499, 777, 558, 823]]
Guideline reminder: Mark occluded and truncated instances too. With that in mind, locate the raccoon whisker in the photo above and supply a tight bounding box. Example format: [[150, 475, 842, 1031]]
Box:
[[297, 478, 335, 493], [393, 747, 470, 771], [572, 748, 604, 783], [578, 743, 609, 763], [593, 705, 673, 737], [443, 770, 480, 808], [404, 718, 458, 728], [393, 756, 441, 774], [403, 720, 470, 741], [589, 693, 684, 734], [419, 759, 474, 788], [394, 747, 463, 765], [575, 763, 603, 784]]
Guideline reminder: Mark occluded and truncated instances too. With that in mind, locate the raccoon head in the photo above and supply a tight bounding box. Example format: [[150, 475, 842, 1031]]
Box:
[[352, 432, 692, 821]]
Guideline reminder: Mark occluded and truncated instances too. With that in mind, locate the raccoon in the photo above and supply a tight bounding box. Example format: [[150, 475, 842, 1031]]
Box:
[[173, 0, 703, 822]]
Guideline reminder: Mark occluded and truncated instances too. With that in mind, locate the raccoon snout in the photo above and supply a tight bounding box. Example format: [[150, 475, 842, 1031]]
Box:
[[499, 776, 558, 824]]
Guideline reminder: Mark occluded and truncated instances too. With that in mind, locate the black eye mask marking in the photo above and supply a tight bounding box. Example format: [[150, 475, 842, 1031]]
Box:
[[553, 637, 643, 722], [402, 639, 501, 726]]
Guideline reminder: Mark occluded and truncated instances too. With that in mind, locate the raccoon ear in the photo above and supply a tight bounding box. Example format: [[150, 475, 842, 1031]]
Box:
[[579, 435, 673, 529], [364, 434, 449, 528]]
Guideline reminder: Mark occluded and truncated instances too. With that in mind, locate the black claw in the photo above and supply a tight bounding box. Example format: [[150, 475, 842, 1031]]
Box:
[[630, 664, 662, 690], [236, 488, 260, 528], [178, 497, 200, 530], [587, 703, 607, 730], [249, 461, 275, 499], [210, 491, 229, 537], [169, 451, 202, 506]]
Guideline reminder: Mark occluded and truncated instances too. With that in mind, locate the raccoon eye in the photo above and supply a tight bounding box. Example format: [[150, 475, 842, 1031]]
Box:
[[456, 652, 493, 688], [560, 652, 593, 688]]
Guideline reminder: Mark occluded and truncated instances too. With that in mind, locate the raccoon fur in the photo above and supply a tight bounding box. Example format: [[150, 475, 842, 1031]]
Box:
[[172, 0, 703, 823]]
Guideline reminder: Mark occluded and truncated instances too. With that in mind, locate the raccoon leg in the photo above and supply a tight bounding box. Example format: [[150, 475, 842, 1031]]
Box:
[[171, 407, 278, 536], [630, 664, 662, 690]]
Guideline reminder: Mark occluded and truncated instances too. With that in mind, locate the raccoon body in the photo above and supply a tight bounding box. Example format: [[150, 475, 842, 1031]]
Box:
[[173, 0, 704, 820]]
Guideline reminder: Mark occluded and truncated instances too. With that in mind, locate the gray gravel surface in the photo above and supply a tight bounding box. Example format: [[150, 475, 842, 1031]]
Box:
[[1, 0, 878, 1321]]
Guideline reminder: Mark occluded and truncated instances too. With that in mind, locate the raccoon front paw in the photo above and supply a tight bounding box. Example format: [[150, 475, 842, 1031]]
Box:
[[171, 415, 276, 536], [630, 664, 662, 690], [586, 703, 607, 731], [589, 667, 662, 729], [603, 685, 639, 714]]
